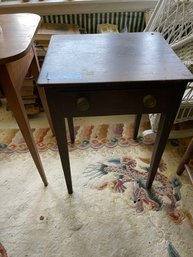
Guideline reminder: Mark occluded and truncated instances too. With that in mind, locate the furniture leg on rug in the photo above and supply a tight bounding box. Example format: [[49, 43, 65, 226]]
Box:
[[0, 13, 49, 186], [133, 114, 142, 141]]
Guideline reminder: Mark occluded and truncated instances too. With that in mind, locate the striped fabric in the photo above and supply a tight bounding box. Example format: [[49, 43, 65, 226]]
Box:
[[42, 12, 145, 33]]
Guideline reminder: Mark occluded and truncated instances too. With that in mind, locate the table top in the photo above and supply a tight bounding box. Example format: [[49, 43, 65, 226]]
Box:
[[0, 13, 41, 64], [38, 32, 193, 87]]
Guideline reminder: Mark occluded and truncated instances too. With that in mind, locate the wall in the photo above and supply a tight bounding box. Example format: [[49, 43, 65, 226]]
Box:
[[0, 0, 157, 15], [0, 0, 157, 33]]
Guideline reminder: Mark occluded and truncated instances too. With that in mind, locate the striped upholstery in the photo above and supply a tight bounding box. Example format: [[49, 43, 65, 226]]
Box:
[[42, 12, 145, 33]]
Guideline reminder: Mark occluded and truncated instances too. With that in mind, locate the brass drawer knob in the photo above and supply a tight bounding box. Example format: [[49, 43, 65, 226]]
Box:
[[143, 94, 157, 108], [77, 97, 90, 111]]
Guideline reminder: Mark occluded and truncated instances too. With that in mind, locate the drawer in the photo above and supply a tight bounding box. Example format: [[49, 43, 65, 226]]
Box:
[[46, 87, 173, 117]]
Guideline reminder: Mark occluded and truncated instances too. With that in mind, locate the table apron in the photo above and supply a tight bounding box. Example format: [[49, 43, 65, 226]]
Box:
[[45, 86, 180, 117]]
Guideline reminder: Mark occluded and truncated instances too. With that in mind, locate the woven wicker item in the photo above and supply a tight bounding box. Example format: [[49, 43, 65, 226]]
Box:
[[144, 0, 193, 138], [145, 0, 193, 46]]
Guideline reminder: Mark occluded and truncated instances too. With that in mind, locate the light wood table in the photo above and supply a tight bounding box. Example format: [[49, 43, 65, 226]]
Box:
[[38, 33, 193, 194], [0, 13, 50, 186]]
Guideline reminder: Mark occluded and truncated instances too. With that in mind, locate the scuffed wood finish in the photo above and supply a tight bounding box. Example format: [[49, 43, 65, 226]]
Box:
[[38, 33, 193, 85], [38, 33, 193, 194], [0, 13, 48, 186]]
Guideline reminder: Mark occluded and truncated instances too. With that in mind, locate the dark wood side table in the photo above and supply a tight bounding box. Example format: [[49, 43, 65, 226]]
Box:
[[0, 13, 53, 186], [38, 33, 193, 194]]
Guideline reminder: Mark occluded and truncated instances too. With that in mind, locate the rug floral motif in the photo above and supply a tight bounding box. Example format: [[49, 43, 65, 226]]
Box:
[[84, 153, 188, 225], [1, 123, 193, 256], [0, 124, 192, 228], [0, 123, 143, 153]]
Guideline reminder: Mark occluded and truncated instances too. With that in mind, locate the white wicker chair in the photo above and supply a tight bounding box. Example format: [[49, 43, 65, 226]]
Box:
[[142, 0, 193, 142]]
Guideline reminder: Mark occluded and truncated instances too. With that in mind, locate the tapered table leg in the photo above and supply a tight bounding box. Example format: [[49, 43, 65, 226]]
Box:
[[45, 90, 73, 194], [67, 117, 75, 144], [133, 114, 142, 140], [147, 111, 180, 189], [0, 65, 48, 186], [30, 45, 55, 135]]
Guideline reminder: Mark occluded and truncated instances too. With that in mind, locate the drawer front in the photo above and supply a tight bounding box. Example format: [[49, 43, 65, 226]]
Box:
[[46, 87, 173, 117]]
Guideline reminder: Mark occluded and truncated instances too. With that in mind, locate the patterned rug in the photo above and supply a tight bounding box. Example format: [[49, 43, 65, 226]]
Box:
[[0, 123, 193, 257], [0, 123, 147, 154]]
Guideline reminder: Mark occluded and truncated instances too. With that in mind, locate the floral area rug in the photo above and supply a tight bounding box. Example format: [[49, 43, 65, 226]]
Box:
[[0, 123, 193, 257], [0, 122, 150, 154]]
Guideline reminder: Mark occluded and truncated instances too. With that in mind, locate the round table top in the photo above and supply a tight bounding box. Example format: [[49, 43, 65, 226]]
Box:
[[0, 13, 41, 64]]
